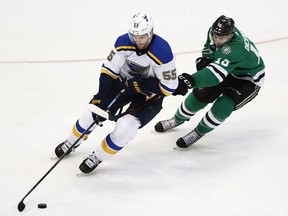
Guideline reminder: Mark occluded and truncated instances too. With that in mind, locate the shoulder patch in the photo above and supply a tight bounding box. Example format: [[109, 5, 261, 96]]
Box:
[[148, 35, 174, 65], [221, 45, 232, 55], [114, 34, 135, 51]]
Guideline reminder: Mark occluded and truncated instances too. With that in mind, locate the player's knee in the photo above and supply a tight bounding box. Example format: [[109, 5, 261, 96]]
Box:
[[211, 95, 235, 120], [111, 114, 141, 145], [193, 88, 218, 103]]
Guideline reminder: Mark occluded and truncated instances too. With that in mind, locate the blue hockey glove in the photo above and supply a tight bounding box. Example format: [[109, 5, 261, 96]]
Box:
[[89, 94, 111, 122], [123, 76, 150, 97]]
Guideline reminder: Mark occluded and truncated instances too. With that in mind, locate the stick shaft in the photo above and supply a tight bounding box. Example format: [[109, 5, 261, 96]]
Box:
[[18, 122, 96, 205], [17, 90, 125, 210]]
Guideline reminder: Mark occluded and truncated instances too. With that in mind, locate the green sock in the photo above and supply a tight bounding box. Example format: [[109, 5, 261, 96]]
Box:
[[174, 92, 207, 123], [196, 95, 235, 135]]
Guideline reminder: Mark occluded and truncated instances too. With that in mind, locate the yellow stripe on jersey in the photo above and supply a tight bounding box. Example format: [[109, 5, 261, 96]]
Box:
[[116, 46, 136, 51], [100, 68, 119, 80], [159, 83, 171, 96], [101, 139, 118, 155], [116, 46, 163, 65], [147, 51, 163, 65]]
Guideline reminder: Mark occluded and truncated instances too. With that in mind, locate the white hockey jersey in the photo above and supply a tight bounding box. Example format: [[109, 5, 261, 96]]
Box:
[[100, 33, 178, 96]]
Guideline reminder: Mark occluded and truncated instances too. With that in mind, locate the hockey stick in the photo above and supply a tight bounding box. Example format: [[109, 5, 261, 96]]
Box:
[[17, 89, 125, 212], [17, 122, 96, 212], [88, 94, 161, 121]]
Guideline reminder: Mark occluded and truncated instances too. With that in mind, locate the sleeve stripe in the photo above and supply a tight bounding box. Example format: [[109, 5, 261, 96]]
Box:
[[101, 65, 119, 79], [159, 83, 174, 96], [147, 51, 163, 65], [207, 63, 228, 82], [254, 72, 265, 85], [231, 68, 265, 86]]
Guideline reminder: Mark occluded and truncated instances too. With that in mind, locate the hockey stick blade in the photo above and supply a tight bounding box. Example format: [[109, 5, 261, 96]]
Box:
[[88, 104, 110, 120], [18, 201, 25, 212], [88, 95, 161, 121]]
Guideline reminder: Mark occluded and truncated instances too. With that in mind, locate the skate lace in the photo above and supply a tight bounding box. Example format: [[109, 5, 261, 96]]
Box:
[[61, 141, 72, 152], [161, 118, 180, 130], [85, 153, 101, 168], [183, 130, 201, 145]]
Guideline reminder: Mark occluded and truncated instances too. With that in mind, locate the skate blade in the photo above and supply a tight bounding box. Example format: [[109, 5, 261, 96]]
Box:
[[76, 172, 90, 177], [173, 146, 187, 151]]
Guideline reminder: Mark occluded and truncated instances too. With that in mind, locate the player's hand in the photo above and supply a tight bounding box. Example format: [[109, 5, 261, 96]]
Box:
[[89, 94, 111, 121], [90, 94, 109, 110], [123, 76, 149, 97], [172, 73, 194, 96], [195, 57, 212, 70]]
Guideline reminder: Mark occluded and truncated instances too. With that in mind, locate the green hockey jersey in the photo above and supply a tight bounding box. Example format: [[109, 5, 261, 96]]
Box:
[[191, 27, 265, 88]]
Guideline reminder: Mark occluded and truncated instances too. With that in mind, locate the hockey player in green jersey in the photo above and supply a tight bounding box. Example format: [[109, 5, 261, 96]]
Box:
[[155, 15, 265, 148]]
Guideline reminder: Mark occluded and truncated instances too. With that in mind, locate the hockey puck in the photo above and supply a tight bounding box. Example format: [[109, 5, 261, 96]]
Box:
[[38, 203, 47, 209]]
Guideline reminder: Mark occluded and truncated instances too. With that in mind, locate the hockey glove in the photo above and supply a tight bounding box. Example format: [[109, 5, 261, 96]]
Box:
[[123, 76, 150, 97], [195, 57, 212, 71], [89, 94, 112, 122], [172, 73, 194, 96]]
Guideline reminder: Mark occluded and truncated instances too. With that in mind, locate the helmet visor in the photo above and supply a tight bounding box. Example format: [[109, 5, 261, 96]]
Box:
[[128, 32, 149, 44]]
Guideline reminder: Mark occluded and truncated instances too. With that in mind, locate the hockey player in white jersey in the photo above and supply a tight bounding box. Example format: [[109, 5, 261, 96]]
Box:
[[54, 12, 178, 173]]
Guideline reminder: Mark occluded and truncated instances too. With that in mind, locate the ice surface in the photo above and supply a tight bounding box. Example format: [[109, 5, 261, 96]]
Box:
[[1, 0, 288, 215]]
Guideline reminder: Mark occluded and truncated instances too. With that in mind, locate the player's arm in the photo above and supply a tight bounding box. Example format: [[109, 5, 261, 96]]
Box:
[[126, 63, 178, 98], [90, 44, 126, 108], [172, 67, 222, 96], [97, 46, 125, 94], [148, 59, 178, 97], [173, 55, 239, 95]]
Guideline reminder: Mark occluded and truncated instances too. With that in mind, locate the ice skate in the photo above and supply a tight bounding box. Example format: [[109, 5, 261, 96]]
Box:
[[79, 152, 102, 173], [154, 117, 182, 132], [55, 140, 79, 158], [176, 129, 202, 148]]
